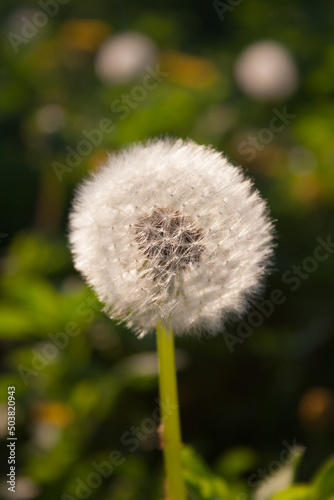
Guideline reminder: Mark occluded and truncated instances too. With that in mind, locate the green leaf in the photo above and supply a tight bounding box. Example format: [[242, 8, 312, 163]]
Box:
[[270, 485, 318, 500], [215, 447, 258, 480], [182, 445, 230, 499], [312, 456, 334, 499], [9, 232, 71, 276], [0, 305, 36, 338]]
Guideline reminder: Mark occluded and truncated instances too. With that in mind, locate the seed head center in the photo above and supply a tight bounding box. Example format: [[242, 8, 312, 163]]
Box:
[[134, 207, 204, 274]]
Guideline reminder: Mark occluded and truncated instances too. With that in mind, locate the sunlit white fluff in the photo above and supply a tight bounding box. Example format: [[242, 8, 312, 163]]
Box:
[[69, 138, 274, 336]]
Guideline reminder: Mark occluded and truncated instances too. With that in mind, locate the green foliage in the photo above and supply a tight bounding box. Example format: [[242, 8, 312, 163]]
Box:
[[270, 485, 317, 500], [267, 455, 334, 500], [182, 446, 230, 499], [181, 447, 334, 500], [181, 449, 334, 500], [215, 447, 259, 481], [312, 457, 334, 499]]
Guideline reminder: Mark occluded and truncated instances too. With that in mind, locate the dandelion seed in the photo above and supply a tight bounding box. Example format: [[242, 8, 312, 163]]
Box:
[[69, 138, 274, 337]]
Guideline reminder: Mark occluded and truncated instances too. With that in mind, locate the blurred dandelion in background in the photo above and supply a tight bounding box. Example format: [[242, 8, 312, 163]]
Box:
[[234, 40, 299, 100], [4, 7, 38, 32], [94, 31, 158, 84], [0, 477, 40, 500]]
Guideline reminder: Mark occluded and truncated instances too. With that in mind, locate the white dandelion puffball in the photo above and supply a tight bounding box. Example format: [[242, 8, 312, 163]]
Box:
[[69, 138, 274, 336], [234, 40, 298, 100], [94, 31, 158, 84]]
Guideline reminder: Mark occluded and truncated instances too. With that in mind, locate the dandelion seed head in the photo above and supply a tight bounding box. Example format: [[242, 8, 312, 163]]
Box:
[[69, 138, 274, 336]]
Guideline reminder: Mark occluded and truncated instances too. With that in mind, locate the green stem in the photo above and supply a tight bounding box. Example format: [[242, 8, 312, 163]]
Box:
[[156, 322, 187, 500]]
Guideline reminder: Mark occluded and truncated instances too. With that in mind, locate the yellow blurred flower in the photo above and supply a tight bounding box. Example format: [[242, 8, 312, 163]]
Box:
[[32, 401, 74, 428], [60, 19, 111, 52], [298, 387, 334, 427], [291, 172, 322, 204], [161, 50, 219, 89]]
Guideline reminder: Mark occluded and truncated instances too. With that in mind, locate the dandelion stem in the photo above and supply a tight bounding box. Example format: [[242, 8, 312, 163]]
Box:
[[157, 322, 187, 500]]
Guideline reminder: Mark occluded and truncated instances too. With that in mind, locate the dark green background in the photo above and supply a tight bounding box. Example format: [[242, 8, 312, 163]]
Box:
[[1, 0, 334, 499]]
